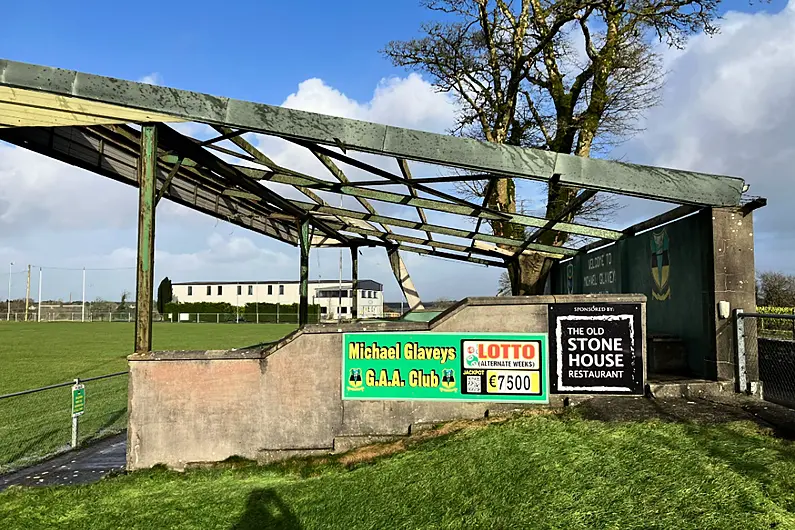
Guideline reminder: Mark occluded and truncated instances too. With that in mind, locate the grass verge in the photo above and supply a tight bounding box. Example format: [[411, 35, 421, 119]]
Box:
[[3, 410, 795, 529], [0, 322, 295, 473]]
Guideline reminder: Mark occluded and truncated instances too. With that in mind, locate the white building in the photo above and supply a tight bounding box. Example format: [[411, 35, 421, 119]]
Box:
[[171, 279, 384, 320]]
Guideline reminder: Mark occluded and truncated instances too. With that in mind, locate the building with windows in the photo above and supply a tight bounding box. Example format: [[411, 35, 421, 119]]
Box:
[[172, 280, 384, 320]]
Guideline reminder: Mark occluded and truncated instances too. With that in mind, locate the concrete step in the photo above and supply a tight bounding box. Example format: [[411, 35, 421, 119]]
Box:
[[648, 379, 735, 399]]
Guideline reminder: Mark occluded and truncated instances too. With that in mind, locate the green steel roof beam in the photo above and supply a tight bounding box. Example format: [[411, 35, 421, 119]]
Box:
[[397, 158, 433, 242], [154, 123, 350, 245], [290, 199, 577, 256], [235, 166, 622, 241], [0, 59, 745, 206]]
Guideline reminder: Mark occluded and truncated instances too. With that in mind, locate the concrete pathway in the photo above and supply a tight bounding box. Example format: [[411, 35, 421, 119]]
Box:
[[0, 433, 126, 491]]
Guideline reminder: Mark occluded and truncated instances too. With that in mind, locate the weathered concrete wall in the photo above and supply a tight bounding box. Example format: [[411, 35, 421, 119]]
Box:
[[127, 295, 646, 470], [710, 207, 757, 381]]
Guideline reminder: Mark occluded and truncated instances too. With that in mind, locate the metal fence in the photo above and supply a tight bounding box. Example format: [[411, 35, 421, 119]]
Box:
[[0, 311, 326, 324], [0, 372, 128, 474], [0, 311, 162, 323], [736, 310, 795, 408]]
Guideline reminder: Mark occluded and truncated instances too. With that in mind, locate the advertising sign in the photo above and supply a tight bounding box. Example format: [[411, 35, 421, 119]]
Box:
[[343, 332, 548, 403], [549, 303, 643, 395], [71, 383, 86, 417]]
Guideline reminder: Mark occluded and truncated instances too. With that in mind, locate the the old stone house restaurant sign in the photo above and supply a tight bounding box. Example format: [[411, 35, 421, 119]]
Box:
[[549, 303, 643, 395]]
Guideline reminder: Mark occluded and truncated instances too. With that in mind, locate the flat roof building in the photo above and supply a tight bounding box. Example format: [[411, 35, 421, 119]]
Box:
[[172, 280, 384, 320]]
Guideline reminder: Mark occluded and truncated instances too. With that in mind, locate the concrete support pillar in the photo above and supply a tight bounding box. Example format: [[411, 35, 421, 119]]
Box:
[[351, 247, 359, 320], [386, 247, 424, 312], [298, 218, 310, 327], [134, 125, 158, 353], [710, 206, 758, 381]]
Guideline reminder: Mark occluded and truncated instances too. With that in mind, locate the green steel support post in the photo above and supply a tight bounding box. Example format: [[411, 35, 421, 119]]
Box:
[[135, 125, 158, 352], [351, 247, 359, 320], [298, 218, 310, 327]]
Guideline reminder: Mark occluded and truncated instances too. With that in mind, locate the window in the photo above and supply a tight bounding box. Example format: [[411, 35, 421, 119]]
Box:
[[217, 286, 223, 295], [187, 286, 193, 296], [279, 285, 284, 296], [248, 285, 253, 296], [340, 307, 348, 314], [237, 285, 242, 296], [268, 285, 273, 295], [206, 286, 211, 296], [320, 307, 327, 314]]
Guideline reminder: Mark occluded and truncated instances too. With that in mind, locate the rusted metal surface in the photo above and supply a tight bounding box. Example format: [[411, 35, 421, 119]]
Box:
[[0, 55, 761, 312], [351, 247, 359, 320], [135, 125, 157, 353], [387, 248, 425, 311], [0, 125, 301, 245], [236, 167, 622, 241], [0, 59, 746, 207], [298, 218, 310, 327], [397, 158, 433, 242]]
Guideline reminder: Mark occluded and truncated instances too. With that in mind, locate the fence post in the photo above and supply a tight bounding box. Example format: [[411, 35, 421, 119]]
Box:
[[71, 378, 79, 448], [217, 313, 220, 324], [734, 308, 748, 394]]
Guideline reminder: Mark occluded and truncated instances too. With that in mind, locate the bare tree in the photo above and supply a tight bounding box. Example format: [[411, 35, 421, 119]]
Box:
[[384, 0, 720, 294], [758, 272, 795, 307]]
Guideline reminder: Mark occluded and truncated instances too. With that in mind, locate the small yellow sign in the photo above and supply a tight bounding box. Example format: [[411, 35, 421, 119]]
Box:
[[486, 370, 540, 394]]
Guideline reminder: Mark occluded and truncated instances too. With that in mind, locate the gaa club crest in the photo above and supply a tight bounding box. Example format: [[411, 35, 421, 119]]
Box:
[[347, 368, 364, 391], [440, 369, 457, 392], [650, 228, 671, 300]]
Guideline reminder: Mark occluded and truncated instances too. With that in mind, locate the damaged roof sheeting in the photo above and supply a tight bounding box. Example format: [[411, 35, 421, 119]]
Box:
[[0, 58, 748, 269]]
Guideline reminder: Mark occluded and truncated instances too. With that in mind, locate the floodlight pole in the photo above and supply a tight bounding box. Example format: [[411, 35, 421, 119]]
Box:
[[81, 268, 86, 322], [37, 267, 42, 322], [7, 262, 13, 322]]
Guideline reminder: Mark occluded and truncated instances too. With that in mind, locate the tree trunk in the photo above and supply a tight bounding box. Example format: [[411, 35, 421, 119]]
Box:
[[509, 253, 555, 295]]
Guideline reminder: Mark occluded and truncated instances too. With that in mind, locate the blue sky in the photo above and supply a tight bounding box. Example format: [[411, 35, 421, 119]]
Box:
[[2, 0, 795, 303]]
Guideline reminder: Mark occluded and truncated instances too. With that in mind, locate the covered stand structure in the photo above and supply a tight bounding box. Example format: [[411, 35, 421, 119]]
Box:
[[0, 59, 755, 355]]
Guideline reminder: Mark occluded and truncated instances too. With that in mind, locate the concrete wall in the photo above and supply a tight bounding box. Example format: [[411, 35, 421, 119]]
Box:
[[127, 294, 645, 470]]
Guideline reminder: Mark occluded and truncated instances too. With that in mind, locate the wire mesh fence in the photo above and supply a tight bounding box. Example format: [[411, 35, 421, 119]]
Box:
[[0, 372, 128, 474], [737, 311, 795, 409], [758, 337, 795, 409]]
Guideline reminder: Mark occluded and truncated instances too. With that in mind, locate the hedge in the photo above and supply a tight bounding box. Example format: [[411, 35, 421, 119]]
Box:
[[162, 301, 320, 323], [757, 306, 795, 332]]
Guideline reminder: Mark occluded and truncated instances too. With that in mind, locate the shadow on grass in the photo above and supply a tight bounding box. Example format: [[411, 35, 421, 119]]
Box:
[[232, 488, 301, 530], [80, 407, 127, 446], [2, 428, 63, 471]]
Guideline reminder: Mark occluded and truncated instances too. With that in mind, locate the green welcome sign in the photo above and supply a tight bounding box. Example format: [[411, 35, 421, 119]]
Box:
[[342, 332, 548, 403]]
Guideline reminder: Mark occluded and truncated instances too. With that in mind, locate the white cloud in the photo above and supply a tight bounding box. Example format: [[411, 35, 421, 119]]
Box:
[[614, 1, 795, 275], [0, 144, 138, 234], [138, 73, 163, 86], [616, 2, 795, 272]]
